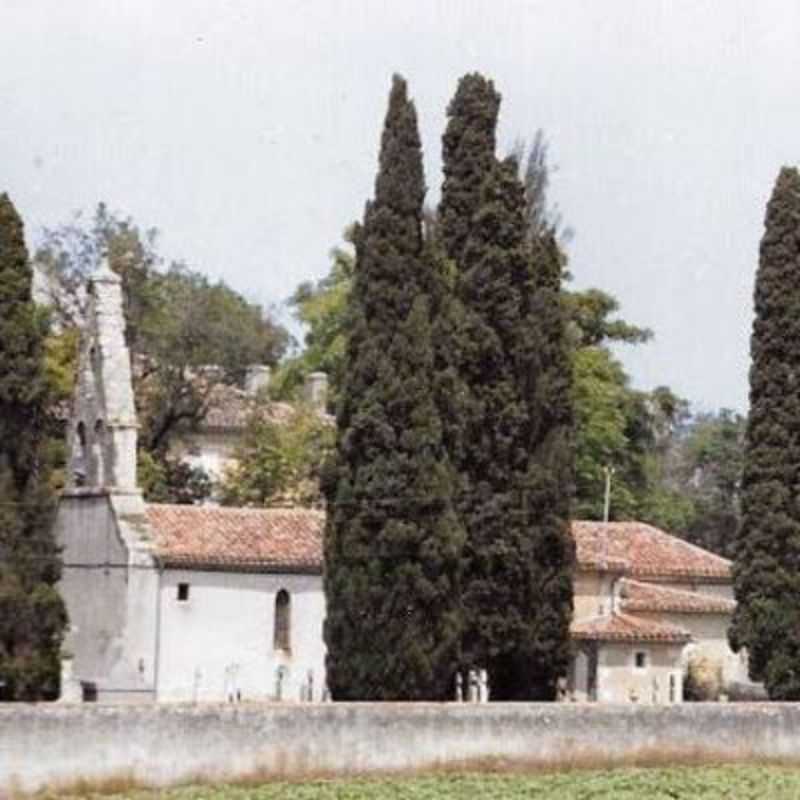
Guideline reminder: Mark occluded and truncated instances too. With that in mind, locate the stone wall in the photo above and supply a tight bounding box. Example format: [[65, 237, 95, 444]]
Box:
[[4, 703, 800, 793]]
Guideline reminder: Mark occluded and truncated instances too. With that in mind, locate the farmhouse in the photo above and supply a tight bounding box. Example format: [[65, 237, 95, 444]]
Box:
[[55, 263, 748, 704]]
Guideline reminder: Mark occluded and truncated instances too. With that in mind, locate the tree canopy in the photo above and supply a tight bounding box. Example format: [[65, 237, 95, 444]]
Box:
[[0, 193, 67, 700], [730, 166, 800, 699], [323, 76, 464, 700]]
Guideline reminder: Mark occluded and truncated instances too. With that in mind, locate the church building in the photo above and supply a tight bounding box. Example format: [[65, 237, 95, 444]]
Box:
[[55, 264, 750, 704]]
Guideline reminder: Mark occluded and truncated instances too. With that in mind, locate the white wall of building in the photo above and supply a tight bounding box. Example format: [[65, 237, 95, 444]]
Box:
[[156, 570, 326, 703], [596, 642, 684, 704]]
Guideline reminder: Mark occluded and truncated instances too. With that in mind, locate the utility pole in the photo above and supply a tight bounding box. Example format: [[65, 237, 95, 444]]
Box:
[[603, 465, 615, 523]]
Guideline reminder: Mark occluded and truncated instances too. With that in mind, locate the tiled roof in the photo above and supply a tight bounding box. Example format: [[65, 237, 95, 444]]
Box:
[[144, 506, 731, 585], [146, 504, 324, 572], [572, 520, 731, 580], [619, 578, 735, 615], [201, 384, 296, 431], [571, 611, 692, 643]]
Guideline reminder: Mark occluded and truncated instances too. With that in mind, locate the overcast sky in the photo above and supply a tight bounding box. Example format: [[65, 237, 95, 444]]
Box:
[[3, 0, 799, 412]]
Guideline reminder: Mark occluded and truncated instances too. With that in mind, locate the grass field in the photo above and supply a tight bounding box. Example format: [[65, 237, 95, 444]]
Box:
[[40, 766, 800, 800]]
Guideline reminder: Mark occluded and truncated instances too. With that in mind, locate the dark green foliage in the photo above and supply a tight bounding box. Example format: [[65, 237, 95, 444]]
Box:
[[447, 153, 574, 699], [681, 410, 744, 557], [439, 73, 501, 265], [730, 167, 800, 699], [323, 76, 464, 700], [138, 451, 212, 505], [0, 193, 67, 700]]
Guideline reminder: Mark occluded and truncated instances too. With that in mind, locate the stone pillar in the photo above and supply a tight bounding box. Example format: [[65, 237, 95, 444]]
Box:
[[304, 371, 328, 411], [245, 364, 271, 395]]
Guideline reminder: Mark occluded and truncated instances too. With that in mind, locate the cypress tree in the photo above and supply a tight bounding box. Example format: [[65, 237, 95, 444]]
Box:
[[323, 76, 464, 700], [730, 167, 800, 699], [439, 73, 501, 265], [0, 193, 67, 700], [453, 157, 574, 700]]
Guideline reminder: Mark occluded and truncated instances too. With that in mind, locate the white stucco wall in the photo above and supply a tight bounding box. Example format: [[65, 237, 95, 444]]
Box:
[[156, 570, 326, 703], [596, 643, 684, 704], [56, 490, 159, 703], [635, 611, 748, 686]]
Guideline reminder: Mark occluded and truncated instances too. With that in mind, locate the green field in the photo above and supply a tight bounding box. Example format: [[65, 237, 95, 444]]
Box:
[[43, 766, 800, 800]]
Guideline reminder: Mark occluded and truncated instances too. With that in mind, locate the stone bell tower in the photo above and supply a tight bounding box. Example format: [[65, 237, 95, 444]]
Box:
[[68, 259, 138, 491]]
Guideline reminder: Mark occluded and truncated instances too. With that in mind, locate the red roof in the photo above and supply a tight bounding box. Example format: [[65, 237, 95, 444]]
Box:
[[572, 520, 731, 580], [571, 611, 692, 643], [619, 578, 735, 615], [144, 507, 731, 585], [147, 504, 324, 572], [201, 384, 296, 431]]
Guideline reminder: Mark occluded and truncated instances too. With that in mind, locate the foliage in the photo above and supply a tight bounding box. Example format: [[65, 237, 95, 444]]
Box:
[[220, 406, 334, 507], [680, 410, 744, 557], [34, 204, 289, 454], [323, 75, 464, 700], [730, 166, 800, 699], [0, 193, 67, 700], [439, 73, 501, 265], [52, 767, 800, 799], [438, 73, 574, 701], [270, 233, 355, 405], [684, 654, 724, 701], [564, 288, 653, 349], [138, 451, 212, 505], [512, 129, 571, 244]]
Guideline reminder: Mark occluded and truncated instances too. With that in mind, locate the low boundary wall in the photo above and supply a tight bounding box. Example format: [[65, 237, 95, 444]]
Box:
[[3, 702, 800, 792]]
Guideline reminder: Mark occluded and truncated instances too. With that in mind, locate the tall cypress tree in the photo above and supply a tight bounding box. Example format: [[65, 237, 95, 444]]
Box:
[[0, 193, 67, 700], [439, 73, 501, 266], [323, 76, 464, 700], [452, 157, 574, 700], [730, 167, 800, 699], [438, 73, 574, 700]]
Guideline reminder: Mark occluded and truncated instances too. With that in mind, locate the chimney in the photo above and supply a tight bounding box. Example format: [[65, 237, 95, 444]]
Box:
[[304, 371, 328, 411], [245, 365, 271, 395]]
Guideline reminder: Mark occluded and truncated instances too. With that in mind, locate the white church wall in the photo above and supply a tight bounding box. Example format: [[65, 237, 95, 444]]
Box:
[[156, 570, 326, 703], [56, 491, 159, 703]]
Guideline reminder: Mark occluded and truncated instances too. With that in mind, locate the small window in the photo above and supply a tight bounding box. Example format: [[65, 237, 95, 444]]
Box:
[[81, 682, 98, 702], [274, 589, 291, 652], [177, 583, 190, 602], [669, 673, 677, 703], [635, 651, 648, 669]]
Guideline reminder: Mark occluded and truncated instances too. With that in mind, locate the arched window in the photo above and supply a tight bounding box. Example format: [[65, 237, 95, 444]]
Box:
[[274, 589, 291, 652], [74, 422, 88, 486], [76, 421, 87, 453]]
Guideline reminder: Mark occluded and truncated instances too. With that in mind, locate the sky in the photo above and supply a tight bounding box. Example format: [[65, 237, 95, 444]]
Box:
[[3, 0, 799, 413]]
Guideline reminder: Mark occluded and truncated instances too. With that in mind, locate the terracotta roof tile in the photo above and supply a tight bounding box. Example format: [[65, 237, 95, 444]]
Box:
[[572, 520, 731, 580], [147, 504, 324, 572], [571, 611, 692, 643], [619, 578, 735, 615], [201, 384, 296, 431], [145, 507, 730, 584]]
